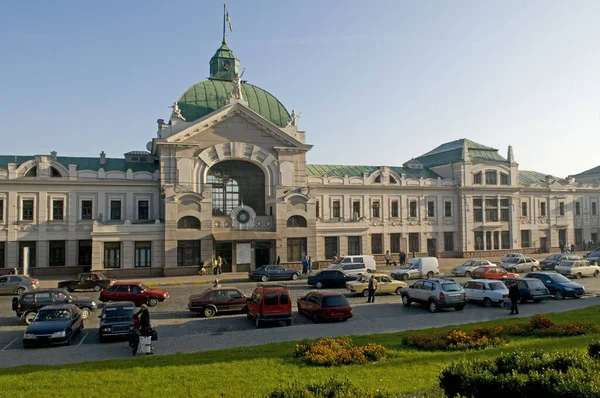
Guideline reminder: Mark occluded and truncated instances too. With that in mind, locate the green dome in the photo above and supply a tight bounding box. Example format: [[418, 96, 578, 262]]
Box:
[[177, 80, 291, 128]]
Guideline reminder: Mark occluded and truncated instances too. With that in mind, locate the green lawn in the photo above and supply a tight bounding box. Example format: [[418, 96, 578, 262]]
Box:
[[2, 307, 600, 398]]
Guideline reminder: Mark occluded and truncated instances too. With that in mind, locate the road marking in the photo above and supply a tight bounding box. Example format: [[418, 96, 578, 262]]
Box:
[[77, 333, 88, 346], [1, 338, 18, 351]]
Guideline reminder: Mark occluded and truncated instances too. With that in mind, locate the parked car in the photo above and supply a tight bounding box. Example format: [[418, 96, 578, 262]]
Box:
[[187, 287, 248, 317], [584, 247, 600, 259], [248, 265, 300, 282], [346, 273, 407, 296], [501, 253, 526, 263], [327, 255, 377, 273], [0, 275, 39, 295], [23, 304, 84, 347], [391, 257, 440, 281], [524, 272, 585, 300], [400, 278, 466, 313], [99, 301, 137, 342], [501, 277, 552, 303], [471, 266, 519, 280], [307, 270, 358, 289], [556, 260, 600, 279], [332, 262, 371, 276], [246, 284, 292, 328], [501, 257, 540, 273], [463, 279, 509, 307], [58, 272, 115, 292], [297, 291, 353, 323], [451, 260, 494, 278], [539, 254, 580, 271], [99, 282, 169, 307], [12, 288, 97, 325]]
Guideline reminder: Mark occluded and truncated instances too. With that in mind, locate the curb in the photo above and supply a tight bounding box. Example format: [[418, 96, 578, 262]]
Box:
[[144, 278, 251, 288]]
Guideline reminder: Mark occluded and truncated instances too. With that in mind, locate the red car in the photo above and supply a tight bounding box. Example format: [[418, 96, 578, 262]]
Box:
[[99, 282, 169, 307], [471, 266, 519, 280], [187, 287, 248, 318], [297, 291, 353, 323]]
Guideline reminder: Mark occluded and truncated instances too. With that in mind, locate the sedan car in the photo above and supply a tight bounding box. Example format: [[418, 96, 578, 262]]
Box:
[[451, 260, 494, 278], [297, 291, 352, 323], [187, 287, 248, 317], [463, 279, 509, 307], [23, 304, 84, 347], [524, 272, 585, 300], [471, 266, 519, 280], [501, 253, 526, 263], [98, 301, 137, 342], [248, 265, 301, 282], [58, 272, 115, 292], [99, 282, 169, 307], [501, 257, 540, 273], [556, 260, 600, 278], [539, 254, 580, 271], [400, 278, 466, 313], [346, 273, 407, 296], [307, 270, 358, 289], [0, 275, 39, 295], [501, 277, 551, 303]]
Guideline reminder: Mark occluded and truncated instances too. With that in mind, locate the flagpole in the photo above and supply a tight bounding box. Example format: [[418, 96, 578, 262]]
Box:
[[222, 4, 227, 45]]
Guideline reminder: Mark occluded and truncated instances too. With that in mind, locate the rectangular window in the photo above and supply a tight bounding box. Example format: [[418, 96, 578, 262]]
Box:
[[104, 242, 121, 268], [372, 202, 380, 218], [444, 201, 452, 217], [0, 242, 4, 268], [392, 200, 399, 218], [49, 241, 66, 267], [348, 236, 361, 255], [575, 202, 581, 216], [575, 229, 583, 246], [540, 202, 547, 217], [390, 233, 401, 253], [559, 202, 565, 216], [473, 198, 483, 222], [521, 202, 528, 217], [593, 202, 597, 216], [352, 201, 361, 218], [371, 234, 382, 254], [474, 232, 484, 250], [332, 200, 341, 218], [135, 241, 152, 267], [485, 198, 498, 222], [287, 238, 307, 261], [486, 231, 492, 250], [559, 229, 567, 247], [427, 201, 435, 217], [316, 201, 320, 218], [501, 231, 510, 249], [52, 199, 64, 221], [473, 172, 482, 184], [78, 240, 92, 266], [110, 200, 122, 220], [493, 231, 500, 250], [0, 199, 3, 221], [500, 173, 509, 185], [177, 240, 200, 266], [409, 201, 417, 218], [485, 171, 497, 185], [22, 199, 34, 221], [324, 237, 338, 260], [444, 232, 454, 252], [138, 200, 149, 220], [19, 241, 36, 267], [500, 199, 509, 221], [81, 200, 93, 220], [521, 230, 531, 248], [409, 233, 419, 253]]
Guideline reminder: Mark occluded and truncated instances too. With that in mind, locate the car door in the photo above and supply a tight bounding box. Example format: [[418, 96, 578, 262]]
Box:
[[209, 290, 230, 311], [379, 275, 393, 293], [114, 285, 131, 302], [463, 281, 476, 301], [0, 276, 9, 294], [52, 291, 71, 304], [227, 289, 246, 312], [129, 285, 147, 305], [535, 274, 554, 294], [71, 274, 84, 290], [82, 275, 96, 290], [306, 294, 319, 316], [300, 293, 313, 314], [409, 281, 424, 302]]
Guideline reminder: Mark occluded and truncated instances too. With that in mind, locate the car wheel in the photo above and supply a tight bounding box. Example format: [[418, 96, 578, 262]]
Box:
[[554, 291, 564, 300], [80, 307, 91, 320], [316, 281, 323, 289], [464, 271, 472, 278], [531, 266, 538, 272], [511, 268, 518, 273], [291, 273, 299, 281], [261, 275, 269, 282], [93, 284, 102, 292], [483, 297, 492, 308], [395, 287, 402, 295], [402, 295, 411, 307], [426, 271, 434, 279], [594, 270, 599, 277], [576, 273, 582, 279], [24, 312, 37, 325], [428, 300, 438, 313], [204, 307, 216, 318], [402, 274, 409, 281], [362, 289, 369, 297], [148, 298, 159, 307], [15, 287, 25, 295], [455, 305, 465, 311]]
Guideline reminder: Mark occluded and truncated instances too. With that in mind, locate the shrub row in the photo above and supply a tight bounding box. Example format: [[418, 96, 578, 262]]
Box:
[[267, 378, 394, 398], [294, 337, 387, 367]]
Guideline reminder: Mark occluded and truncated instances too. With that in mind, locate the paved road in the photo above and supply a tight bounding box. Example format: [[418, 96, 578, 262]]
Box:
[[0, 277, 599, 368]]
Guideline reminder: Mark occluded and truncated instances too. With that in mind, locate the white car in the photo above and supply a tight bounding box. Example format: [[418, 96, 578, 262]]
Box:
[[556, 260, 600, 278], [463, 279, 509, 307], [500, 253, 526, 263], [451, 260, 494, 277], [501, 257, 540, 273]]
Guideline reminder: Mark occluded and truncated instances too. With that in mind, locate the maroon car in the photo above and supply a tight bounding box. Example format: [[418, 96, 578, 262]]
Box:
[[99, 282, 168, 307], [297, 291, 352, 323], [187, 287, 248, 318]]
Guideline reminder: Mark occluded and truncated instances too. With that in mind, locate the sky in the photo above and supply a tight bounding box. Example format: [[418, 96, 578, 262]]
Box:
[[1, 0, 599, 178]]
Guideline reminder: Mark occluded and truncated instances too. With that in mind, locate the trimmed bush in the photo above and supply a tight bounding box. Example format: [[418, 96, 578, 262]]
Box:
[[267, 378, 393, 398], [589, 340, 600, 360], [294, 337, 387, 367]]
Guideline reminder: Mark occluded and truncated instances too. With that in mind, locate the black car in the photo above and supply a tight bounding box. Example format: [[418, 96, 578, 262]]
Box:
[[23, 304, 84, 347], [57, 272, 115, 292], [307, 270, 358, 289], [248, 265, 301, 282], [539, 254, 579, 270], [501, 277, 552, 303], [99, 301, 137, 342], [12, 288, 98, 325]]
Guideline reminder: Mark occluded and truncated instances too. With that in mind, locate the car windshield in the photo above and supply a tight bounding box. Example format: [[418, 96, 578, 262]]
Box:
[[139, 284, 149, 291], [488, 282, 506, 291], [546, 255, 560, 261], [96, 273, 107, 279], [506, 258, 520, 263], [459, 261, 473, 267], [322, 296, 349, 307], [441, 283, 462, 292], [357, 275, 370, 283], [331, 258, 344, 265], [103, 305, 135, 319], [35, 309, 71, 321], [548, 274, 571, 283]]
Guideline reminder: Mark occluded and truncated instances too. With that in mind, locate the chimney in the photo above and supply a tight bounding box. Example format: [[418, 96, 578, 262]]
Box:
[[50, 151, 57, 160], [100, 151, 106, 165], [507, 145, 514, 163]]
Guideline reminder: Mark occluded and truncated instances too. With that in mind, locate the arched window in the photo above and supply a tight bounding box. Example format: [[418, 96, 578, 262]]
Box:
[[208, 160, 265, 216], [177, 216, 201, 229], [374, 175, 381, 183], [287, 215, 307, 227], [50, 167, 62, 177], [25, 166, 37, 177], [390, 176, 397, 184]]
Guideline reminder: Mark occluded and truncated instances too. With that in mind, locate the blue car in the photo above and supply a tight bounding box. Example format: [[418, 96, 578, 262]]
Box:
[[524, 272, 585, 300], [23, 304, 84, 347]]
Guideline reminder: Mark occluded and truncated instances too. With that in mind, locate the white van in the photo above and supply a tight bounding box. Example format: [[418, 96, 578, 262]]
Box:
[[327, 255, 376, 276], [390, 257, 439, 280]]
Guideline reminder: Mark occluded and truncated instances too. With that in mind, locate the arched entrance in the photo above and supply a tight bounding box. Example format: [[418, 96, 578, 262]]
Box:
[[207, 160, 265, 216]]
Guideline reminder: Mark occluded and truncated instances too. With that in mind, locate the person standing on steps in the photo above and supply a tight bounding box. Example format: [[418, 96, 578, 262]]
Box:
[[367, 275, 377, 303], [301, 256, 308, 275], [384, 250, 391, 267], [276, 255, 281, 265], [508, 281, 521, 315]]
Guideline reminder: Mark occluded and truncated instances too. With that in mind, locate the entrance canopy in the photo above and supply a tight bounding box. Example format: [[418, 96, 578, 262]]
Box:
[[212, 231, 277, 241]]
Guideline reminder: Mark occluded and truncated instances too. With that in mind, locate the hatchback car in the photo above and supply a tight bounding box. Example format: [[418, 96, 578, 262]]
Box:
[[246, 285, 292, 328], [297, 291, 352, 323], [187, 287, 248, 317], [556, 260, 600, 278], [400, 278, 466, 313], [13, 288, 97, 325], [451, 260, 494, 278], [23, 304, 84, 347], [501, 253, 526, 262], [99, 282, 169, 307], [524, 272, 585, 300], [471, 266, 519, 280], [346, 273, 407, 297], [99, 301, 136, 342], [539, 254, 580, 271], [501, 277, 551, 303], [307, 270, 358, 289], [248, 265, 300, 282], [0, 275, 39, 295], [501, 257, 540, 273], [463, 279, 509, 307]]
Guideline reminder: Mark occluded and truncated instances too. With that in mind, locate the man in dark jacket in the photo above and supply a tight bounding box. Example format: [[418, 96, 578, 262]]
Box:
[[508, 281, 521, 315], [367, 275, 378, 303]]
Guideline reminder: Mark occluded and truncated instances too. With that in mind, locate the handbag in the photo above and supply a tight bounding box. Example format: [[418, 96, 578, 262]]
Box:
[[151, 328, 158, 341]]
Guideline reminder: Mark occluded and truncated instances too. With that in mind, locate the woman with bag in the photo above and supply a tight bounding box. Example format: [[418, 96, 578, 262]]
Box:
[[133, 304, 153, 356]]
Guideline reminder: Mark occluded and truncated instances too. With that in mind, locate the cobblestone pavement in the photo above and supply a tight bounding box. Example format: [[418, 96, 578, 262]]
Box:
[[0, 277, 599, 368]]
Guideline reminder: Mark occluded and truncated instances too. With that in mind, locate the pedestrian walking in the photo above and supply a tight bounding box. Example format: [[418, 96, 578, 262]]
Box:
[[212, 257, 218, 275], [400, 251, 406, 266], [332, 254, 338, 263], [570, 243, 575, 254], [276, 255, 281, 265], [560, 242, 565, 254], [301, 256, 308, 275], [508, 281, 521, 315], [367, 275, 377, 303], [213, 279, 221, 288], [217, 256, 223, 274], [384, 250, 391, 267]]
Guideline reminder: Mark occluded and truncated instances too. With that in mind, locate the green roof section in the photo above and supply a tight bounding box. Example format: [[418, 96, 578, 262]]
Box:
[[415, 138, 508, 168], [519, 170, 557, 184], [0, 156, 158, 173], [571, 165, 600, 177], [306, 165, 440, 179], [177, 80, 290, 127]]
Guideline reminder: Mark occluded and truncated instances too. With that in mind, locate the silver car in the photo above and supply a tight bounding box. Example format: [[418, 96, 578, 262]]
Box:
[[400, 278, 466, 313], [451, 260, 494, 277], [556, 260, 600, 279], [501, 257, 540, 273], [0, 275, 40, 295]]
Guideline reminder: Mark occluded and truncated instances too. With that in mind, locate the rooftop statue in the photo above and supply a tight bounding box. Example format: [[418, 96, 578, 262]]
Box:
[[286, 109, 301, 127], [231, 68, 246, 100], [169, 102, 186, 121]]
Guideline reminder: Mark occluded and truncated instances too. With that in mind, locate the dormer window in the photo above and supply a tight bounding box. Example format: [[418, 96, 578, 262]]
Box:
[[390, 176, 397, 184], [50, 167, 62, 177], [374, 175, 381, 183], [25, 167, 37, 177], [485, 171, 497, 185], [473, 172, 482, 184], [500, 173, 509, 185]]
